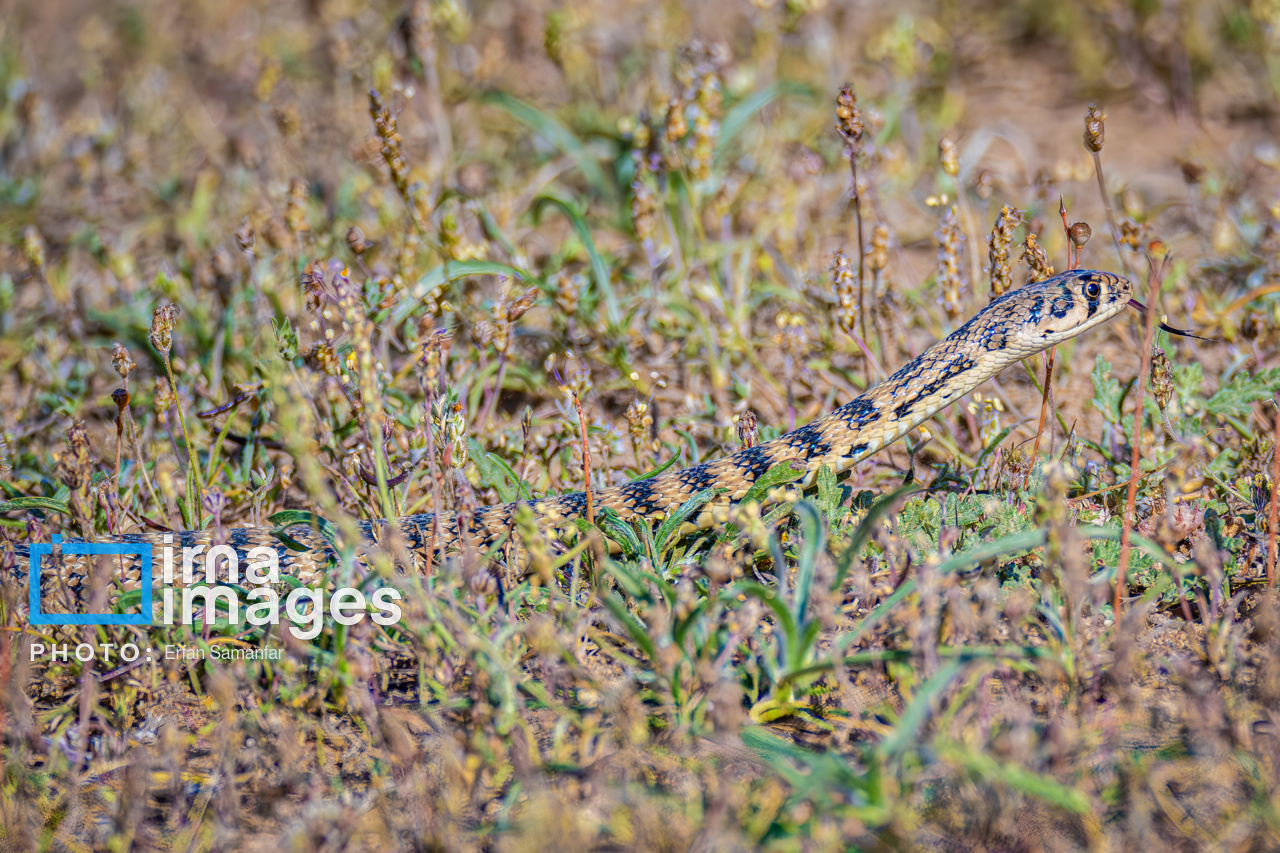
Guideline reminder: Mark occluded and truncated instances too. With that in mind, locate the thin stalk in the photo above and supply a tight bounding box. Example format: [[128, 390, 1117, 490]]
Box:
[[847, 151, 868, 350], [1268, 396, 1279, 589], [1117, 257, 1166, 616], [1027, 347, 1057, 483], [1090, 151, 1135, 279], [477, 349, 510, 434], [573, 391, 594, 525], [162, 353, 204, 527]]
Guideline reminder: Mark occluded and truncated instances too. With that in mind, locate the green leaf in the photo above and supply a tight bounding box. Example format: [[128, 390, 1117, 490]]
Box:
[[790, 501, 823, 629], [1204, 368, 1280, 418], [601, 593, 658, 661], [268, 510, 338, 549], [653, 487, 725, 554], [738, 460, 806, 508], [632, 454, 679, 482], [480, 91, 610, 196], [714, 81, 817, 168], [469, 442, 517, 503], [533, 194, 620, 328], [394, 260, 531, 325], [483, 452, 534, 502], [877, 660, 964, 760], [813, 464, 849, 524], [595, 507, 642, 560], [0, 497, 72, 516]]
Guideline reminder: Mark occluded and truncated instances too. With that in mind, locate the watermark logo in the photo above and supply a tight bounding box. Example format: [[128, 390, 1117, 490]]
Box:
[[29, 535, 153, 626], [26, 534, 402, 639]]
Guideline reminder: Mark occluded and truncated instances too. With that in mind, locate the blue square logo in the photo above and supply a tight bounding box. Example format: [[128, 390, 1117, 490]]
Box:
[[29, 535, 153, 625]]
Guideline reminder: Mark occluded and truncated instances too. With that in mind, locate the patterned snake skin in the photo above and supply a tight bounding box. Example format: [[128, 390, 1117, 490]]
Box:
[[8, 270, 1132, 609]]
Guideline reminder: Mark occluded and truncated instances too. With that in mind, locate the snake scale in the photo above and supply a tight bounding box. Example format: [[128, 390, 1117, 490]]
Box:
[[7, 269, 1132, 611]]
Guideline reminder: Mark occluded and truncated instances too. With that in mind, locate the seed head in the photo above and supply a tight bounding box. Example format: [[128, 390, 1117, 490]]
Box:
[[626, 398, 653, 459], [347, 225, 371, 255], [111, 341, 136, 382], [866, 224, 890, 275], [149, 304, 181, 356], [1150, 346, 1174, 413], [1020, 232, 1055, 282], [22, 226, 45, 270], [830, 249, 858, 335], [631, 179, 657, 242], [153, 375, 175, 415], [1084, 104, 1106, 153], [939, 136, 959, 178], [835, 84, 863, 143], [734, 409, 758, 449], [554, 272, 580, 318], [664, 97, 687, 144], [1069, 221, 1093, 248], [987, 204, 1025, 299], [285, 177, 309, 234], [235, 217, 255, 253], [935, 206, 966, 318]]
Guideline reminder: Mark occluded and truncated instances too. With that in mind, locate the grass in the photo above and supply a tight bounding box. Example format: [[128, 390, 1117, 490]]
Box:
[[2, 0, 1280, 849]]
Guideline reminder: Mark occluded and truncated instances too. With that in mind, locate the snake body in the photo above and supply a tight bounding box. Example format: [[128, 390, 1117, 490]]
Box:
[[8, 270, 1131, 609]]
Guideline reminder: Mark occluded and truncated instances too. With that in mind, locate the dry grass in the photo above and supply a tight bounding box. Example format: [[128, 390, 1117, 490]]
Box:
[[2, 0, 1280, 849]]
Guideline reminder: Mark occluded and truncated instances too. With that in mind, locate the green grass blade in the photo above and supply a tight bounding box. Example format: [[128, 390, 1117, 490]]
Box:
[[533, 194, 620, 328], [481, 90, 610, 196]]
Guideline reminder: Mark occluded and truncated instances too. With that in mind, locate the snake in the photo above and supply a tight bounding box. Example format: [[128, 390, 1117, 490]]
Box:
[[6, 269, 1134, 612]]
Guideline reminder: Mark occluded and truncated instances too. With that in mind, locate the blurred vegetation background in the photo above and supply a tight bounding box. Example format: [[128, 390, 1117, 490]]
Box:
[[3, 0, 1280, 849]]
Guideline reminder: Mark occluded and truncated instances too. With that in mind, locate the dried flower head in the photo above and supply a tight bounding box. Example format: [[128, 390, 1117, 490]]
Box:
[[939, 136, 959, 178], [22, 225, 46, 270], [1084, 104, 1106, 153], [830, 249, 858, 335], [631, 179, 658, 242], [111, 341, 136, 382], [149, 304, 182, 356], [664, 97, 687, 144], [866, 224, 890, 275], [235, 217, 255, 253], [347, 225, 371, 255], [987, 204, 1025, 299], [1069, 221, 1093, 249], [554, 272, 580, 318], [285, 177, 309, 234], [936, 206, 966, 318], [734, 409, 758, 448], [431, 390, 469, 468], [153, 375, 175, 415], [835, 84, 863, 143], [1119, 219, 1141, 249], [1150, 346, 1174, 413], [1020, 232, 1055, 282], [369, 89, 410, 194], [626, 398, 653, 462]]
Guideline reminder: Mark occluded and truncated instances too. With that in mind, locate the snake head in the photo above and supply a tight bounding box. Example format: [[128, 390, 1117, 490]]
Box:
[[1008, 269, 1132, 348]]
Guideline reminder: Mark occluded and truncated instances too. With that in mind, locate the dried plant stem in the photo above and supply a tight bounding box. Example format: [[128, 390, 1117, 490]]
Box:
[[477, 350, 509, 434], [1268, 396, 1280, 589], [1028, 347, 1056, 475], [1090, 152, 1135, 279], [573, 392, 594, 524], [162, 354, 204, 527], [951, 181, 983, 301], [1117, 259, 1166, 616], [1059, 198, 1074, 269], [847, 153, 868, 349]]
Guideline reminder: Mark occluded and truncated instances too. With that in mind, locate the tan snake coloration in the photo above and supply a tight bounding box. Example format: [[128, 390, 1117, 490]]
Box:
[[8, 269, 1132, 612]]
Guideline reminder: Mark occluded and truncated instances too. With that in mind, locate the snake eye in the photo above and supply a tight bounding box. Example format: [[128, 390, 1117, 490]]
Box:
[[1084, 280, 1102, 300]]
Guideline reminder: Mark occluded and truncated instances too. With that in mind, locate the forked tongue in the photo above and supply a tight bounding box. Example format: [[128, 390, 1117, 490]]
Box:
[[1127, 299, 1216, 342]]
